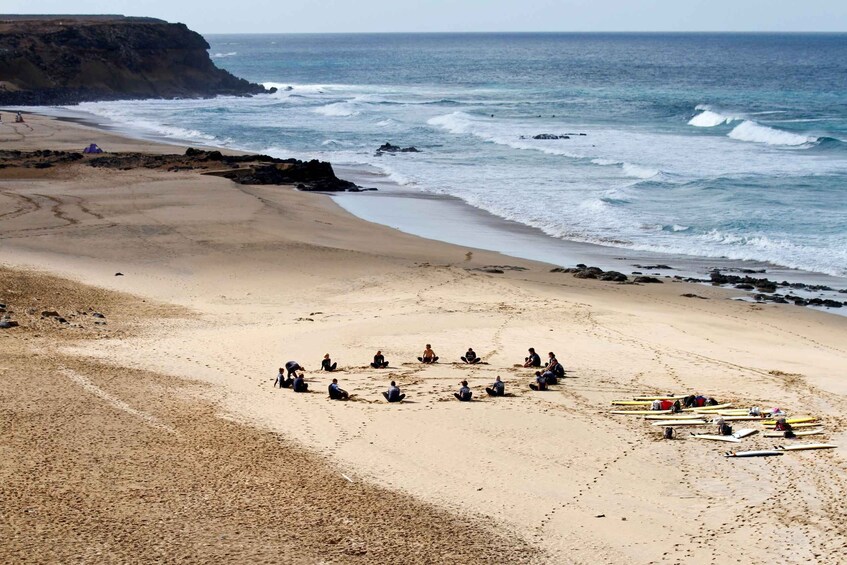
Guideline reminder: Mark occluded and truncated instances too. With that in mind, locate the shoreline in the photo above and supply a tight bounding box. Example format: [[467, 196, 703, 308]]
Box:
[[3, 111, 847, 563], [8, 104, 847, 300]]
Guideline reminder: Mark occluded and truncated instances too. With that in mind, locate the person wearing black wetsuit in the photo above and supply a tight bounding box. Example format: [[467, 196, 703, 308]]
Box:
[[275, 367, 292, 388], [485, 376, 505, 397], [524, 348, 541, 368], [321, 354, 337, 372], [461, 348, 481, 364], [328, 378, 349, 400], [285, 360, 304, 378], [293, 375, 309, 393], [382, 381, 406, 402], [371, 351, 389, 369]]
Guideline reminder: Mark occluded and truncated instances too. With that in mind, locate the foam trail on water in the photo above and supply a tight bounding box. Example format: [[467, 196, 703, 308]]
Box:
[[689, 110, 740, 127]]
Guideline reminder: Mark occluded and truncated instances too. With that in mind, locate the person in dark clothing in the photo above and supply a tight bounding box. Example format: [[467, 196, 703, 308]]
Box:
[[417, 344, 438, 363], [382, 381, 406, 402], [524, 348, 541, 368], [534, 369, 557, 386], [321, 354, 337, 372], [275, 367, 292, 389], [545, 352, 565, 379], [285, 360, 304, 378], [486, 376, 505, 397], [293, 374, 308, 393], [328, 378, 349, 400], [529, 372, 548, 391], [454, 380, 473, 401], [371, 350, 389, 368], [461, 348, 481, 364]]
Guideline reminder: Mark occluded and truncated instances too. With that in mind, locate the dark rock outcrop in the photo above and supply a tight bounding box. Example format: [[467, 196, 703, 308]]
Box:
[[0, 15, 273, 105], [375, 143, 420, 155]]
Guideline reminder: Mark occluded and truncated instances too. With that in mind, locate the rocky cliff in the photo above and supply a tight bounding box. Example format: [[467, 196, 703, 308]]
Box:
[[0, 15, 273, 105]]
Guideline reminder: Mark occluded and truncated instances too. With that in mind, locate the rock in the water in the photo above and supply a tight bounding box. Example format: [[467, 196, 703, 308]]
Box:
[[532, 134, 570, 140], [375, 143, 420, 155]]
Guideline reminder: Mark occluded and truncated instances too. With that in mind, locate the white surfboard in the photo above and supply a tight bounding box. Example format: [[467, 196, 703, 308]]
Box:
[[691, 434, 741, 443], [732, 429, 758, 439], [776, 443, 837, 451], [610, 410, 671, 415], [762, 428, 823, 438], [725, 450, 784, 458], [650, 420, 708, 427]]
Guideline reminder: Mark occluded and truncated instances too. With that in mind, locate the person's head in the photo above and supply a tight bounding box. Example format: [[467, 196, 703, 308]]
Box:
[[376, 350, 382, 355], [390, 380, 396, 386], [278, 367, 283, 372], [324, 353, 330, 359], [332, 378, 338, 384], [426, 344, 431, 349], [462, 380, 468, 386], [528, 347, 535, 353], [496, 376, 501, 382], [548, 351, 555, 358], [468, 347, 474, 351]]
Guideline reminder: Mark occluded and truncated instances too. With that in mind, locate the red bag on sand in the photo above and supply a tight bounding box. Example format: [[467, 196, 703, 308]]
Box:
[[659, 400, 674, 410]]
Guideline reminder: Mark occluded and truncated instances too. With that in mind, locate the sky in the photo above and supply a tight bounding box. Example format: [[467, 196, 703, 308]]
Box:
[[3, 0, 846, 34]]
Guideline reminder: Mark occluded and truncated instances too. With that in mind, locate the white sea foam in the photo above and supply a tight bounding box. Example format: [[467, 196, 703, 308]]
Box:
[[728, 120, 817, 146], [688, 110, 739, 128], [591, 158, 659, 179], [211, 52, 237, 58], [313, 102, 360, 117]]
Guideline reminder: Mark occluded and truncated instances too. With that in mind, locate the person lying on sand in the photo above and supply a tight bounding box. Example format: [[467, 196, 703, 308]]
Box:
[[320, 354, 337, 372], [485, 376, 505, 397], [417, 344, 438, 364], [328, 378, 349, 400], [524, 347, 541, 368], [529, 373, 548, 391], [292, 374, 309, 393], [454, 380, 473, 401], [275, 367, 292, 389], [371, 351, 389, 369], [461, 347, 481, 364], [382, 381, 406, 403], [285, 360, 304, 378]]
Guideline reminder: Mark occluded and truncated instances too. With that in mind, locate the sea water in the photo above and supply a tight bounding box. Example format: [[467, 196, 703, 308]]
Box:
[[68, 33, 847, 280]]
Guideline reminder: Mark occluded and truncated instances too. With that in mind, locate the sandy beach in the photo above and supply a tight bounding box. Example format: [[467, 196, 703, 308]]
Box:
[[2, 113, 847, 564]]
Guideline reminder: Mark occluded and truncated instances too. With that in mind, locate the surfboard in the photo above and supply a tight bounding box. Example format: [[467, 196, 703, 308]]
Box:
[[763, 429, 824, 438], [725, 450, 784, 458], [610, 410, 671, 415], [712, 410, 753, 416], [644, 414, 702, 420], [733, 429, 758, 439], [682, 403, 733, 412], [769, 422, 821, 429], [691, 434, 741, 443], [611, 400, 653, 406], [650, 420, 708, 427], [709, 416, 763, 422], [762, 417, 817, 425], [632, 395, 687, 401], [776, 443, 837, 451]]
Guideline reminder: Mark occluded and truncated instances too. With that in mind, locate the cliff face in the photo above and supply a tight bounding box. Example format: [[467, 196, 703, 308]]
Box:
[[0, 15, 273, 105]]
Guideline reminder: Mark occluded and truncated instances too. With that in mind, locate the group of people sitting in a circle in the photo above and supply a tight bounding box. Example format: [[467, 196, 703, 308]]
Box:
[[275, 346, 564, 402]]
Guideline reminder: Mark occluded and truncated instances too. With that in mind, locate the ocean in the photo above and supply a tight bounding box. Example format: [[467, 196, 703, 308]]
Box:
[[67, 33, 847, 281]]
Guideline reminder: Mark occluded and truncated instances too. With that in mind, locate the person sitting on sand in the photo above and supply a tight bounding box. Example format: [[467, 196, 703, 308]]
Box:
[[275, 367, 292, 389], [383, 381, 406, 403], [545, 352, 565, 380], [485, 376, 505, 397], [529, 373, 548, 391], [285, 360, 304, 379], [454, 380, 473, 401], [320, 353, 337, 372], [328, 378, 349, 400], [524, 347, 541, 368], [15, 112, 23, 123], [534, 369, 557, 386], [417, 344, 438, 364], [293, 374, 309, 393], [461, 347, 481, 364], [371, 351, 389, 369]]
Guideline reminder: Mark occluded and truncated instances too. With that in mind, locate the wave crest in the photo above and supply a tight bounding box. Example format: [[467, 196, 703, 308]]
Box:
[[728, 120, 817, 146]]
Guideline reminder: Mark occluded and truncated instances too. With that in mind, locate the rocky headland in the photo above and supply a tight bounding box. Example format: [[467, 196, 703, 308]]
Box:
[[0, 15, 273, 105]]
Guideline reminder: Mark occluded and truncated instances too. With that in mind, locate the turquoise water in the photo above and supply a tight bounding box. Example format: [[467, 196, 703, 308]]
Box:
[[71, 33, 847, 277]]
